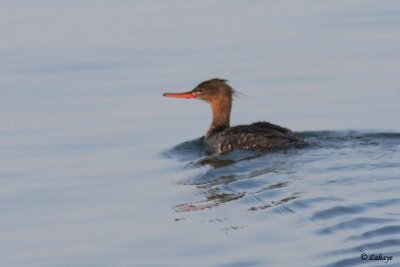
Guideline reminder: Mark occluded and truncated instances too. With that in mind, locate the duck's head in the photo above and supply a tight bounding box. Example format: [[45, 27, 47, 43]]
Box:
[[163, 78, 236, 104]]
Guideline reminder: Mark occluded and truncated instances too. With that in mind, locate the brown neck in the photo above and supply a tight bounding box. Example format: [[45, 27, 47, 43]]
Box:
[[206, 99, 231, 136]]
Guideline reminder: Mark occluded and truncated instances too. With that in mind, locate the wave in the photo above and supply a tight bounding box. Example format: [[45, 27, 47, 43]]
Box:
[[162, 131, 400, 213]]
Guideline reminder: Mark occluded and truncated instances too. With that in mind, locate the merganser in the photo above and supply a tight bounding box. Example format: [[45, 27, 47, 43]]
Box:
[[163, 78, 304, 154]]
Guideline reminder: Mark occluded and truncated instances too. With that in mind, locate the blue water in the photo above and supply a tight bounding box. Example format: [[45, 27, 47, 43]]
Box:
[[1, 1, 400, 267], [164, 131, 400, 266]]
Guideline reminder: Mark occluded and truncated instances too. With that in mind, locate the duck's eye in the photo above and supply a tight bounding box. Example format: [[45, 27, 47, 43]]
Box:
[[196, 88, 205, 94]]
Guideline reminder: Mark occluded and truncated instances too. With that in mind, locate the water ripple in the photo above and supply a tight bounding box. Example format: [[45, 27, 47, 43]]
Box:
[[318, 217, 396, 235], [311, 205, 365, 221], [165, 131, 400, 266], [348, 225, 400, 241]]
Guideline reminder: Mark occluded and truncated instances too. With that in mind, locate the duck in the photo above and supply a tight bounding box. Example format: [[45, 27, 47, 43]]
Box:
[[163, 78, 305, 154]]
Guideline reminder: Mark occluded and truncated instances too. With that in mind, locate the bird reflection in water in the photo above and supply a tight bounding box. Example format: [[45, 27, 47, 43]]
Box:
[[172, 149, 302, 213]]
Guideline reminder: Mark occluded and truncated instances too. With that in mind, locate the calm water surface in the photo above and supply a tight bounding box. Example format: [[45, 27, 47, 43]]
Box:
[[1, 1, 400, 267]]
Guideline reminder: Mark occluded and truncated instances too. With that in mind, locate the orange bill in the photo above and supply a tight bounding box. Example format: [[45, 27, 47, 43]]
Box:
[[163, 91, 196, 99]]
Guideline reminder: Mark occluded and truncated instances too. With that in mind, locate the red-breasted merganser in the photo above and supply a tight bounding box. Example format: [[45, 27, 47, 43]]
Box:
[[163, 78, 304, 154]]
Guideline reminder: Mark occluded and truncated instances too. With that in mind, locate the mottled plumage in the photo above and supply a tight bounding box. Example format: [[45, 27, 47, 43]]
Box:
[[205, 122, 304, 154]]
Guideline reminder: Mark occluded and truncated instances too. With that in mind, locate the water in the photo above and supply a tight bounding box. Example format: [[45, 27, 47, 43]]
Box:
[[1, 1, 400, 267], [165, 132, 400, 267]]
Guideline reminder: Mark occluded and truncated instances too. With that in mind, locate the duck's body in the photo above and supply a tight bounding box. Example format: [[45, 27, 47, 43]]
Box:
[[205, 121, 304, 154], [163, 79, 304, 154]]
